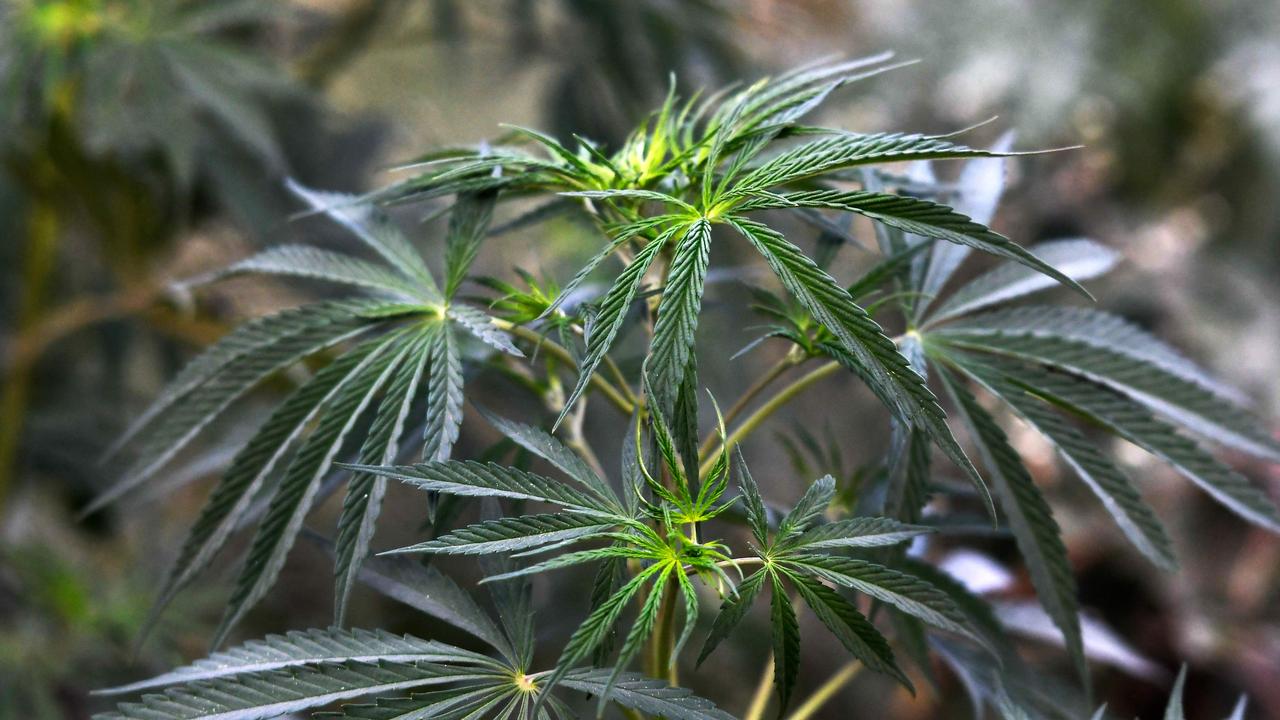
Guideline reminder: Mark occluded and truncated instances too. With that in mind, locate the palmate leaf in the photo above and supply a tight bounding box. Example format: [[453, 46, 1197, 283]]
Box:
[[476, 408, 618, 504], [208, 245, 429, 301], [422, 323, 464, 463], [213, 332, 417, 647], [726, 215, 995, 515], [444, 190, 498, 298], [350, 460, 622, 516], [780, 554, 982, 642], [727, 131, 1023, 196], [346, 550, 513, 659], [781, 516, 934, 551], [97, 629, 496, 696], [916, 131, 1016, 309], [926, 240, 1119, 324], [936, 306, 1246, 403], [939, 368, 1086, 685], [386, 513, 617, 555], [100, 299, 385, 464], [696, 569, 767, 666], [968, 355, 1280, 532], [555, 222, 681, 428], [785, 569, 911, 692], [935, 330, 1280, 462], [288, 181, 438, 295], [445, 304, 523, 357], [948, 353, 1178, 570], [768, 568, 803, 711], [558, 669, 736, 720], [93, 661, 479, 720], [89, 306, 381, 514], [144, 335, 387, 630], [648, 219, 712, 408], [334, 333, 434, 626], [737, 190, 1091, 298]]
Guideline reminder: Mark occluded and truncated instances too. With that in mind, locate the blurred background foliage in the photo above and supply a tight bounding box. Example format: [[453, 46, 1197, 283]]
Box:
[[1, 1, 1278, 718]]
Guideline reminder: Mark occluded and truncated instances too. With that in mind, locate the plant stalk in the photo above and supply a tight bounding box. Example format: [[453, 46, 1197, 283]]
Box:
[[743, 654, 775, 720], [785, 661, 863, 720]]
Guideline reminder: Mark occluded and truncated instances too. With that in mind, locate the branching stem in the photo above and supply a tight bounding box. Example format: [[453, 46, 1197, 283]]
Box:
[[698, 360, 841, 477]]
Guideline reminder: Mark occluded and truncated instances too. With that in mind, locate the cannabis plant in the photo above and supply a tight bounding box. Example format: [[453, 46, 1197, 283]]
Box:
[[93, 56, 1278, 719]]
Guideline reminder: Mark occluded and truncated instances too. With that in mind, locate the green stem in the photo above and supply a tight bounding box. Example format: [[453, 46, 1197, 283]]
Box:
[[743, 654, 775, 720], [785, 661, 863, 720], [698, 352, 799, 458], [698, 360, 841, 477], [493, 320, 636, 415]]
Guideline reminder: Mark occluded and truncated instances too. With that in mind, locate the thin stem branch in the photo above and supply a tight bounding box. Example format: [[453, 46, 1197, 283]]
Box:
[[784, 661, 863, 720], [602, 353, 639, 406], [492, 320, 635, 415], [743, 654, 775, 720], [698, 360, 841, 477], [698, 353, 799, 458]]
